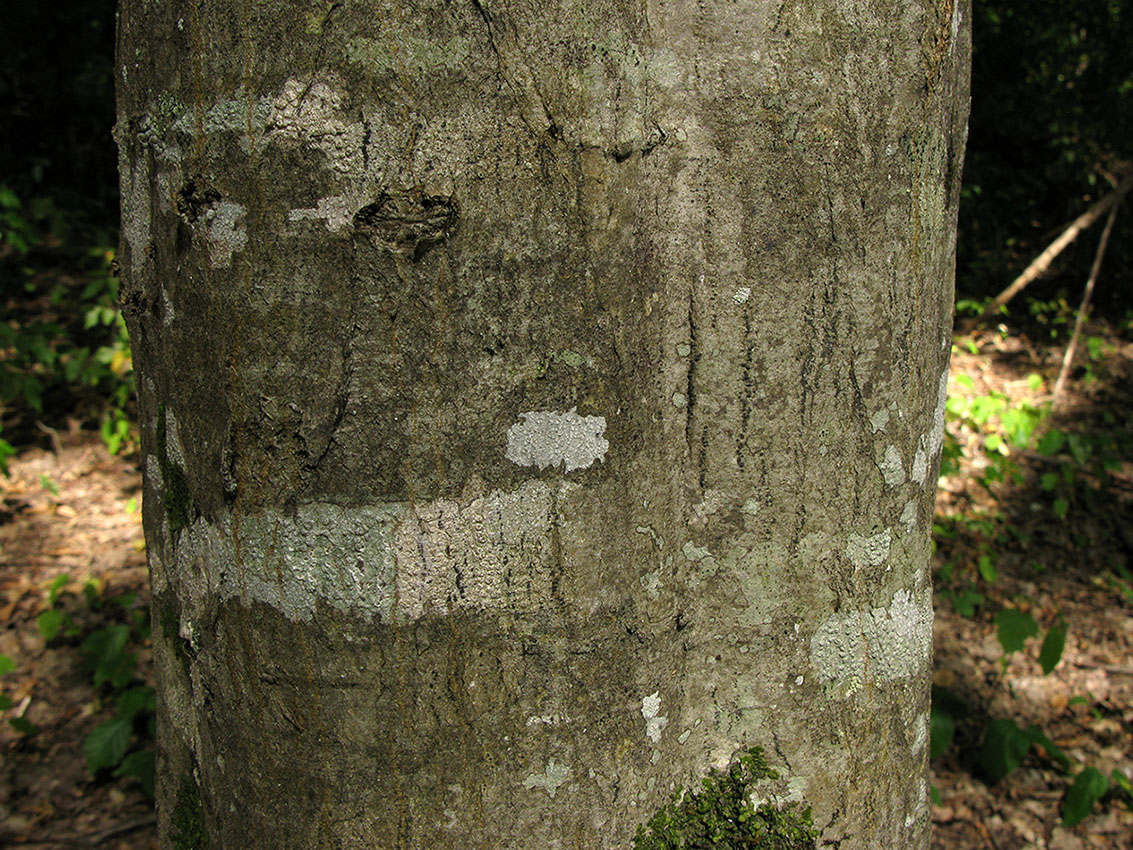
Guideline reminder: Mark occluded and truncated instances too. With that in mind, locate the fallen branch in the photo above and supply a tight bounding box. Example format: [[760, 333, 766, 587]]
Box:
[[964, 172, 1133, 330], [1052, 202, 1120, 409]]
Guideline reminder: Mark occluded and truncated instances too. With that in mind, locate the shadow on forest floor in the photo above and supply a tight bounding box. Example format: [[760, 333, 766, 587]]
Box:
[[931, 318, 1133, 850]]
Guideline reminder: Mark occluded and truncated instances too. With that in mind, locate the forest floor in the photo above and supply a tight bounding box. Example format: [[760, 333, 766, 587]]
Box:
[[0, 324, 1130, 850]]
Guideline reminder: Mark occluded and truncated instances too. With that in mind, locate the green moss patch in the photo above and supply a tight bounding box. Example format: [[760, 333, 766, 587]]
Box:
[[171, 774, 208, 850], [634, 747, 818, 849], [156, 404, 193, 535]]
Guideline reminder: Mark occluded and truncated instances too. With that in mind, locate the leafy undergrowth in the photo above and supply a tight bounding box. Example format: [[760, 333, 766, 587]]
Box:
[[931, 318, 1133, 849], [0, 433, 154, 848]]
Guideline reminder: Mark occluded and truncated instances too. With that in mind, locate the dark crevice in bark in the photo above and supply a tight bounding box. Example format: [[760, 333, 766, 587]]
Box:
[[685, 288, 698, 454]]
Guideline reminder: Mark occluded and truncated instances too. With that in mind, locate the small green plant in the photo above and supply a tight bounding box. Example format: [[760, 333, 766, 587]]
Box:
[[0, 185, 35, 255], [0, 425, 15, 476], [38, 573, 155, 797], [634, 747, 818, 849], [1, 231, 135, 455], [934, 602, 1126, 826], [944, 374, 1049, 494], [0, 652, 41, 735]]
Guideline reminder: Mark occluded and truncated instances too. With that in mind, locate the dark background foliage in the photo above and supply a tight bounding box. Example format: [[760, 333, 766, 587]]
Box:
[[0, 0, 118, 225], [961, 0, 1132, 317]]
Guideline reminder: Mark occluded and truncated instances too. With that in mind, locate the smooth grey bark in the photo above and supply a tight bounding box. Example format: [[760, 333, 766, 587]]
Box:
[[116, 1, 969, 847]]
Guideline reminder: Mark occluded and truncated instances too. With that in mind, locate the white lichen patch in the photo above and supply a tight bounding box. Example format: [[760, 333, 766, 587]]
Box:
[[635, 525, 664, 550], [911, 438, 929, 484], [202, 201, 247, 268], [879, 445, 905, 486], [845, 528, 891, 570], [900, 500, 918, 533], [162, 407, 188, 469], [681, 541, 710, 562], [641, 691, 668, 743], [345, 33, 471, 76], [692, 489, 730, 520], [287, 193, 360, 233], [810, 588, 933, 691], [732, 286, 751, 304], [522, 759, 570, 798], [120, 153, 152, 274], [929, 369, 949, 459], [505, 408, 608, 473], [161, 288, 176, 325], [526, 713, 569, 727], [145, 454, 163, 493], [167, 480, 567, 625], [911, 710, 929, 754], [870, 407, 890, 433], [268, 77, 365, 174], [171, 90, 273, 150], [640, 569, 663, 600]]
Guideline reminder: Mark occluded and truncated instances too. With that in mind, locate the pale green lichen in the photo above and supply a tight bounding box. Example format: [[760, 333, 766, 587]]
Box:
[[345, 34, 469, 76], [634, 747, 818, 849]]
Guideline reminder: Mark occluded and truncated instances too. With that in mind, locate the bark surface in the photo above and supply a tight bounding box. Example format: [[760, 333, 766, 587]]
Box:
[[116, 1, 970, 847]]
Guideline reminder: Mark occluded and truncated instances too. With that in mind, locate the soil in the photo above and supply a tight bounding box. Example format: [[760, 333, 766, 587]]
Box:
[[0, 325, 1130, 849]]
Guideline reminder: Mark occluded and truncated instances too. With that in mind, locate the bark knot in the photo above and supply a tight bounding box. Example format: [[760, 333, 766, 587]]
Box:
[[352, 189, 458, 260]]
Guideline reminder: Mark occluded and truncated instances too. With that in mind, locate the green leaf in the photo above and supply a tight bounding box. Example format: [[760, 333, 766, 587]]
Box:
[[9, 716, 40, 736], [47, 573, 70, 605], [37, 609, 67, 641], [1026, 373, 1043, 392], [1053, 497, 1069, 518], [978, 554, 998, 583], [0, 654, 14, 676], [85, 715, 133, 773], [117, 686, 156, 720], [1111, 769, 1133, 800], [81, 625, 136, 687], [1040, 471, 1059, 492], [953, 589, 984, 618], [955, 374, 975, 391], [114, 749, 156, 798], [1037, 429, 1066, 456], [0, 694, 12, 710], [981, 718, 1032, 782], [1023, 725, 1068, 769], [1067, 433, 1090, 466], [1039, 622, 1067, 675], [996, 608, 1039, 655], [1063, 767, 1109, 826], [930, 705, 955, 760]]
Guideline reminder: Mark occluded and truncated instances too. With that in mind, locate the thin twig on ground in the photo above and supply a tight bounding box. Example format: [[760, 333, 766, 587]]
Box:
[[963, 172, 1133, 330], [1052, 203, 1120, 409]]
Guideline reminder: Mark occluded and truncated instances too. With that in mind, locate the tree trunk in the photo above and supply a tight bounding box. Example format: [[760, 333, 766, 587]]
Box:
[[116, 1, 970, 847]]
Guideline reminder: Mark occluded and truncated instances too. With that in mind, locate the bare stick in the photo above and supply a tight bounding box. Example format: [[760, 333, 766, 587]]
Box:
[[965, 172, 1133, 329], [1052, 203, 1120, 408]]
